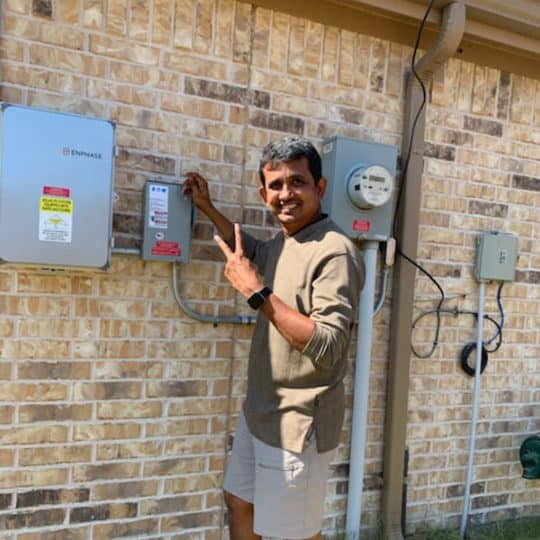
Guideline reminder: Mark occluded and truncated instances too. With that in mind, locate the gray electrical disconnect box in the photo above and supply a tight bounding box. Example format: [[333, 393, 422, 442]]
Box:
[[321, 136, 398, 241], [474, 231, 518, 282], [142, 181, 192, 263], [0, 103, 115, 269]]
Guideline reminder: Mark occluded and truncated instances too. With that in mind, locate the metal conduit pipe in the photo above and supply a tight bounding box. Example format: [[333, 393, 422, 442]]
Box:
[[111, 246, 256, 325], [381, 3, 466, 540]]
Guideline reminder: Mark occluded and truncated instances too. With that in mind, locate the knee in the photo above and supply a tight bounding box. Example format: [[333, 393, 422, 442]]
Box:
[[224, 490, 252, 516]]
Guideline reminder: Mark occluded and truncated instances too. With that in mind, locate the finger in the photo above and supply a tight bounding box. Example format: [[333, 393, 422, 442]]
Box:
[[234, 223, 244, 256], [214, 234, 233, 259]]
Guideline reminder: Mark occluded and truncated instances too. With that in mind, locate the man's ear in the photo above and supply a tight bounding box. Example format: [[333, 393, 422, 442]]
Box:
[[258, 185, 267, 203], [317, 177, 328, 198]]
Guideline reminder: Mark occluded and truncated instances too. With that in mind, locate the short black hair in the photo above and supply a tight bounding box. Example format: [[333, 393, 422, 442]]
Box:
[[258, 136, 322, 186]]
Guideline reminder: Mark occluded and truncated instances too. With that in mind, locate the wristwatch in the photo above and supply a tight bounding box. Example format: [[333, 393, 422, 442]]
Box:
[[247, 287, 272, 310]]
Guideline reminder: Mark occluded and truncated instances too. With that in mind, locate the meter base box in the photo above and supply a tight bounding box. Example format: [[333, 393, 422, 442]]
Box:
[[0, 103, 115, 270], [142, 181, 192, 263], [474, 231, 518, 282], [321, 136, 397, 241]]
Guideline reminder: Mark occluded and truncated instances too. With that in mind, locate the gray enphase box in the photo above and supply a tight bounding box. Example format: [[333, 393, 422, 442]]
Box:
[[0, 103, 115, 269], [321, 136, 398, 241]]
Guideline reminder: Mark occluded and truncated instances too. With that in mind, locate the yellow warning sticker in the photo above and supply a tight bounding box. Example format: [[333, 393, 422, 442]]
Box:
[[40, 197, 73, 213]]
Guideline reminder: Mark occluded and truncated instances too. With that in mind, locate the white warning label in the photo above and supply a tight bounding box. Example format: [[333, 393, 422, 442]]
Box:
[[39, 196, 73, 243], [148, 184, 169, 229]]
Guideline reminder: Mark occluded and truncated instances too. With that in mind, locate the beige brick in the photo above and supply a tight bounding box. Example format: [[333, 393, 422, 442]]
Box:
[[129, 0, 150, 41], [0, 448, 15, 467], [457, 61, 474, 112], [252, 8, 271, 68], [83, 0, 104, 29], [164, 436, 222, 456], [20, 445, 92, 466], [5, 0, 31, 14], [0, 468, 68, 490], [29, 45, 106, 77], [74, 298, 146, 318], [233, 1, 252, 63], [105, 0, 128, 35], [214, 0, 234, 58], [93, 519, 159, 538], [510, 75, 536, 124], [148, 418, 209, 438], [147, 340, 212, 359], [161, 94, 226, 121], [174, 0, 195, 49], [96, 440, 163, 460], [322, 26, 338, 83], [0, 382, 68, 401], [193, 0, 214, 54], [73, 381, 143, 400], [165, 473, 222, 494], [97, 401, 162, 419], [92, 480, 159, 501], [152, 0, 172, 44], [0, 37, 25, 62], [73, 462, 139, 482], [471, 65, 499, 116], [108, 61, 160, 86], [0, 425, 68, 445], [73, 422, 141, 441], [143, 456, 206, 476], [4, 15, 84, 49], [89, 35, 160, 65], [55, 0, 79, 23]]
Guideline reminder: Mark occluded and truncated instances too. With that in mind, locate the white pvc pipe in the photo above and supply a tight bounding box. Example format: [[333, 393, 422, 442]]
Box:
[[346, 240, 379, 539], [460, 280, 486, 539]]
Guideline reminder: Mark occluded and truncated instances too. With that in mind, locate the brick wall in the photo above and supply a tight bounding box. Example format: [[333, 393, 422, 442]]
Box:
[[0, 0, 539, 538]]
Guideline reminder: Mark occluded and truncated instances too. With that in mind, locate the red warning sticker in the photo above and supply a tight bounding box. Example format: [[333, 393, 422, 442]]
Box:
[[151, 240, 181, 256], [44, 186, 70, 197], [352, 220, 371, 232]]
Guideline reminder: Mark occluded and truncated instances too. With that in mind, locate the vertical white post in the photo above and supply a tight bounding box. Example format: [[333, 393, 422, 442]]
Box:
[[346, 240, 379, 539], [460, 280, 486, 539]]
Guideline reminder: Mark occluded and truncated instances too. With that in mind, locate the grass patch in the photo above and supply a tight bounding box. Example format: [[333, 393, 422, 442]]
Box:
[[407, 516, 540, 540]]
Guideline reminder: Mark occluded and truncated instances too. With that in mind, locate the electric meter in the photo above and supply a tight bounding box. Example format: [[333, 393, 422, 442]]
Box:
[[347, 165, 394, 209], [321, 136, 398, 241]]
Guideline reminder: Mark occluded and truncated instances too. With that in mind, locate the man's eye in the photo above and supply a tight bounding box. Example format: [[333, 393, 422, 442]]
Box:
[[292, 179, 305, 186], [269, 182, 282, 190]]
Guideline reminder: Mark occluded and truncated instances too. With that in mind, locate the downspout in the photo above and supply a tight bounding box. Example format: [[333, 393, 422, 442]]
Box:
[[381, 3, 466, 540]]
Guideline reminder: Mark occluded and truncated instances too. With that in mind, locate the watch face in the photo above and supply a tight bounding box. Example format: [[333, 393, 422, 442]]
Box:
[[248, 292, 264, 309], [247, 287, 271, 309]]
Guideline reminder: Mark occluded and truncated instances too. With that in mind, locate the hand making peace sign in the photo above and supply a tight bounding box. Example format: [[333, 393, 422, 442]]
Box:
[[214, 223, 265, 299]]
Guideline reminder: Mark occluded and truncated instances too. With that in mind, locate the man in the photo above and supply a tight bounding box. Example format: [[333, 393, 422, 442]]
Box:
[[183, 136, 363, 540]]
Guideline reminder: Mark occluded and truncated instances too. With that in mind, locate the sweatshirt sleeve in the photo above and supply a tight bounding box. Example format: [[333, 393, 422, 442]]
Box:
[[302, 251, 364, 370]]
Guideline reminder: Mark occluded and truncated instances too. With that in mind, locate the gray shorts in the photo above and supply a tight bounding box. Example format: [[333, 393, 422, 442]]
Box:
[[223, 411, 334, 539]]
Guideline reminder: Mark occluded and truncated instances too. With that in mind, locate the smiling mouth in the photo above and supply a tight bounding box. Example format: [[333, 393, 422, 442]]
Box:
[[279, 202, 299, 212]]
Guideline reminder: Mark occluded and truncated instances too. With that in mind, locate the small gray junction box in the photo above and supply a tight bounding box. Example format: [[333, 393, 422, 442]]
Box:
[[0, 103, 115, 269], [142, 181, 192, 263], [474, 231, 518, 282]]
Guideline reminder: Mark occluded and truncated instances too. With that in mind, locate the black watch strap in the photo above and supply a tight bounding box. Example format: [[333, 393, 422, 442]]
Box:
[[247, 287, 272, 310]]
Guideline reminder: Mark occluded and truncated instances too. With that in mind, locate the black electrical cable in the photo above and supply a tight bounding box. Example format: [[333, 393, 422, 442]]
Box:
[[391, 0, 435, 240], [458, 281, 505, 376], [411, 307, 503, 359], [388, 0, 447, 357]]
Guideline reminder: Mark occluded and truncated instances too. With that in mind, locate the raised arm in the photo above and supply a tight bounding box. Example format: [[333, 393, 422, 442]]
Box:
[[182, 172, 234, 243]]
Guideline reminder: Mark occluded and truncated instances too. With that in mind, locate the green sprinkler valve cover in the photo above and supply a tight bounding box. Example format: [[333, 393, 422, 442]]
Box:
[[519, 435, 540, 480]]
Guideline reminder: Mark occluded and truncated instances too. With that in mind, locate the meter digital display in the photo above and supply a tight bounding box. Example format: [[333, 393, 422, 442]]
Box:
[[347, 164, 394, 209]]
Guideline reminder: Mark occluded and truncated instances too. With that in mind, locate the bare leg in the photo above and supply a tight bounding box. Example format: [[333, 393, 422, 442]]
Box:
[[224, 491, 261, 540]]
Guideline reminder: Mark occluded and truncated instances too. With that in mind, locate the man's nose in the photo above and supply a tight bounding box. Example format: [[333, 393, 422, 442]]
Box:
[[279, 184, 292, 199]]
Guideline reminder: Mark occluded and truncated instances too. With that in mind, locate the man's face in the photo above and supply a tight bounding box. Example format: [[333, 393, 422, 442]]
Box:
[[259, 157, 327, 236]]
